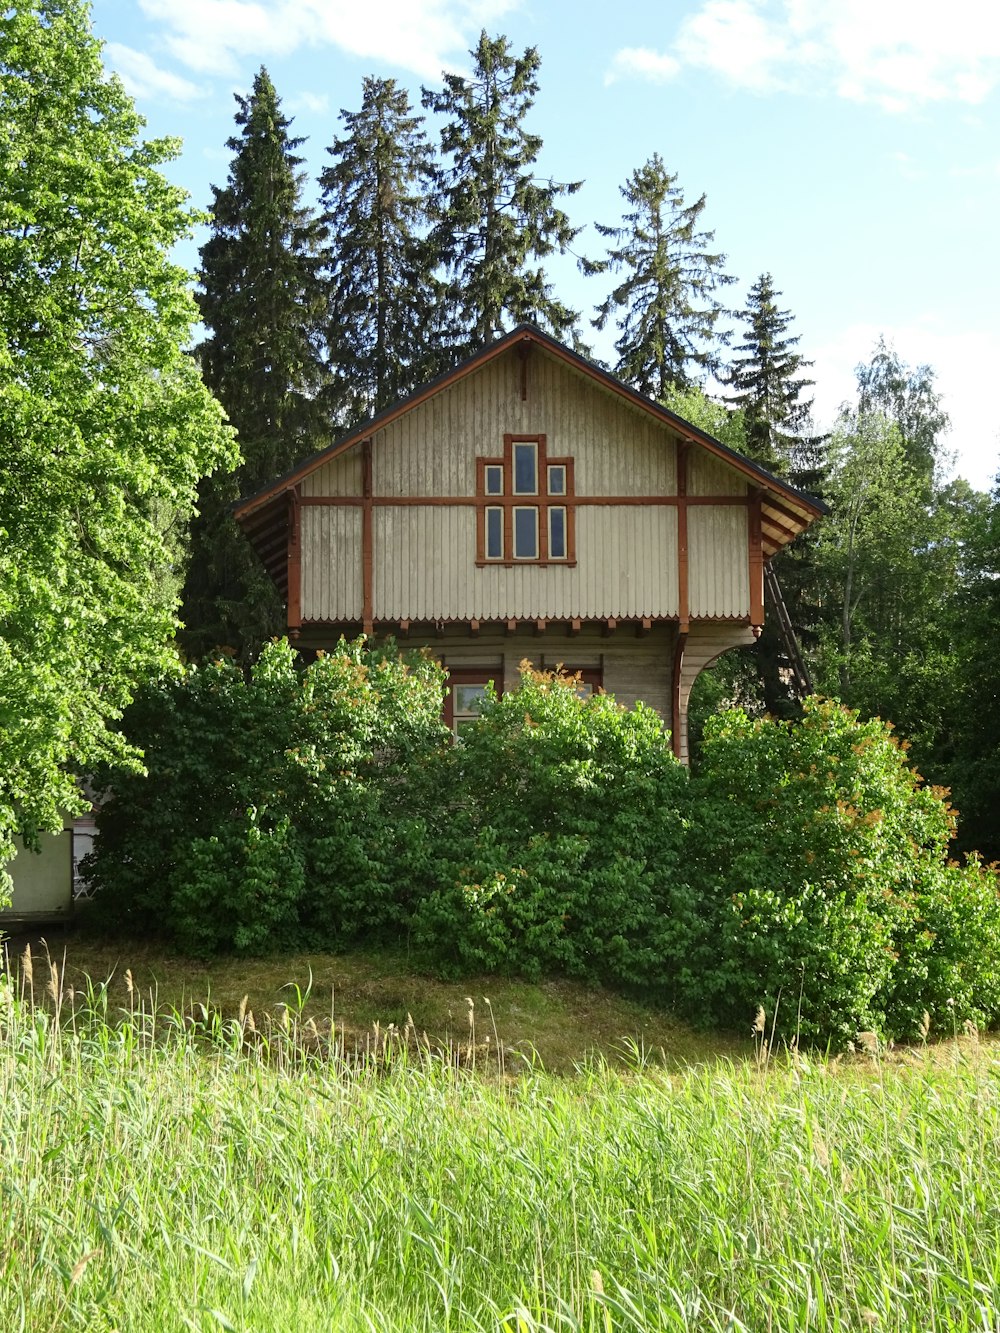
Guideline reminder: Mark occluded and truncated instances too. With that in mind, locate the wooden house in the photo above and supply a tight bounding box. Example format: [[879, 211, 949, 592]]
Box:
[[235, 326, 823, 760]]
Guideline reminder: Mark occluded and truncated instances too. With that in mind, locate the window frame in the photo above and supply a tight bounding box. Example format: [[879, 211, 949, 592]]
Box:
[[442, 667, 503, 735], [475, 435, 576, 566]]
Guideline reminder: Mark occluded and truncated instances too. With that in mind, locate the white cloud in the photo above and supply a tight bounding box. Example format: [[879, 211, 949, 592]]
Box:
[[288, 91, 330, 114], [105, 42, 205, 102], [604, 47, 680, 87], [810, 321, 1000, 491], [137, 0, 519, 82], [607, 0, 1000, 113]]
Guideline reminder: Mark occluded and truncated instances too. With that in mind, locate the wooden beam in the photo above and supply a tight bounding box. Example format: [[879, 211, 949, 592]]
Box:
[[287, 487, 302, 638], [361, 439, 373, 635], [518, 339, 530, 401], [637, 617, 652, 637], [569, 618, 581, 636], [749, 488, 764, 632], [535, 618, 547, 635], [470, 619, 480, 636], [671, 630, 688, 762], [677, 441, 690, 633], [398, 619, 410, 638], [506, 618, 518, 634], [603, 618, 618, 637]]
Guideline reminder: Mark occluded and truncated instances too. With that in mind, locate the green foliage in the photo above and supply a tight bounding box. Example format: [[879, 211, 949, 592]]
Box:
[[410, 668, 690, 990], [86, 638, 447, 955], [422, 31, 582, 355], [0, 0, 236, 901], [181, 67, 328, 659], [320, 77, 437, 422], [724, 272, 818, 474], [86, 645, 1000, 1044], [684, 698, 1000, 1041], [588, 153, 735, 395]]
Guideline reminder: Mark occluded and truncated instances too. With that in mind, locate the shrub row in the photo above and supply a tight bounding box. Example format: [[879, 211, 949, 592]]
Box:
[[86, 638, 1000, 1044]]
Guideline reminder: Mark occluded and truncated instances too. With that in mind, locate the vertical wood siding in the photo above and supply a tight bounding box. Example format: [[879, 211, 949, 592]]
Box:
[[301, 506, 363, 620], [299, 346, 755, 626], [688, 507, 750, 617], [688, 450, 747, 496], [301, 446, 362, 497], [371, 350, 677, 498], [372, 505, 678, 621]]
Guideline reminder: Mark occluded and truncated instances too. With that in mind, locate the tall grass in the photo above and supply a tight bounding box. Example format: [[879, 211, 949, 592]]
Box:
[[3, 949, 1000, 1330]]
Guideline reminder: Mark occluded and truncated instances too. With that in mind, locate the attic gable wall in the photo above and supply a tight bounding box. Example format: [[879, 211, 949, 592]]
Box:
[[298, 344, 753, 626]]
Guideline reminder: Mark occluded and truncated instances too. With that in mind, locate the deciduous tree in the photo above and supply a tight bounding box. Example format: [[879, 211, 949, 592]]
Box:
[[0, 0, 235, 897]]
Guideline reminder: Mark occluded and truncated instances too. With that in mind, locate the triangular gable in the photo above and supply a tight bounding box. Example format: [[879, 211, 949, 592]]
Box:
[[234, 325, 825, 549], [234, 327, 827, 611]]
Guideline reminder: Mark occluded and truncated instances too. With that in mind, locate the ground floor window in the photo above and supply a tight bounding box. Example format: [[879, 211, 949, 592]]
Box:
[[443, 667, 503, 736]]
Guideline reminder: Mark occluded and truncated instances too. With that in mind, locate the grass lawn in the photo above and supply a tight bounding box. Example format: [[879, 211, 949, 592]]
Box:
[[4, 931, 1000, 1331], [2, 924, 748, 1072]]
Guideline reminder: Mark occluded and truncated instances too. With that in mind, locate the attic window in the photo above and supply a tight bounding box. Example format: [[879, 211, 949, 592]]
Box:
[[476, 435, 576, 566]]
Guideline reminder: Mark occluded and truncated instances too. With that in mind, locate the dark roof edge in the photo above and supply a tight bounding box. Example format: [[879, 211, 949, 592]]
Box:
[[233, 324, 828, 520]]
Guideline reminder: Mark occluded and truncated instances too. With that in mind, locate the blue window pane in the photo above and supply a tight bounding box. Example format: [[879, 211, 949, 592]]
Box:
[[486, 507, 503, 558], [485, 465, 503, 495], [548, 465, 566, 496], [514, 442, 537, 494], [549, 506, 566, 559], [514, 507, 538, 559]]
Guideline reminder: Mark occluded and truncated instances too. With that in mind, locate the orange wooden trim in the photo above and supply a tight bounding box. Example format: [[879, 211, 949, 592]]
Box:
[[287, 488, 302, 633], [299, 493, 750, 508], [671, 630, 688, 761], [638, 617, 652, 637], [570, 618, 582, 635], [475, 559, 577, 569], [398, 619, 410, 637], [677, 442, 689, 633], [361, 440, 373, 635], [512, 334, 825, 517], [470, 619, 480, 635], [603, 618, 618, 636], [506, 619, 518, 633], [749, 489, 764, 630]]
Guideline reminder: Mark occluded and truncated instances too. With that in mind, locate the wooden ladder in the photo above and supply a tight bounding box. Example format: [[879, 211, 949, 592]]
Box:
[[763, 560, 813, 700]]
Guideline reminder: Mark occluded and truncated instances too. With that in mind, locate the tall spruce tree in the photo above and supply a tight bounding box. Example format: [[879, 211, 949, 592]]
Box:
[[589, 154, 734, 397], [725, 273, 817, 474], [422, 31, 581, 357], [320, 78, 436, 423], [721, 275, 827, 716], [181, 68, 327, 658]]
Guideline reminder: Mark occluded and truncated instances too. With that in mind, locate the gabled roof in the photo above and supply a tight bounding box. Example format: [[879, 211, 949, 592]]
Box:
[[235, 325, 825, 585]]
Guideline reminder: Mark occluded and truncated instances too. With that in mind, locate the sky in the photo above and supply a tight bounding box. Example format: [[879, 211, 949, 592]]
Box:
[[90, 0, 1000, 490]]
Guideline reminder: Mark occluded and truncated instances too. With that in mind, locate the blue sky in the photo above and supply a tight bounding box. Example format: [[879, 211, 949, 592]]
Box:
[[91, 0, 1000, 490]]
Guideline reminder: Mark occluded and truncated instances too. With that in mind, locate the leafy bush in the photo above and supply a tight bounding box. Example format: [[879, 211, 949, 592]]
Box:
[[85, 638, 447, 954], [682, 698, 1000, 1041], [410, 666, 692, 992], [86, 645, 1000, 1045]]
